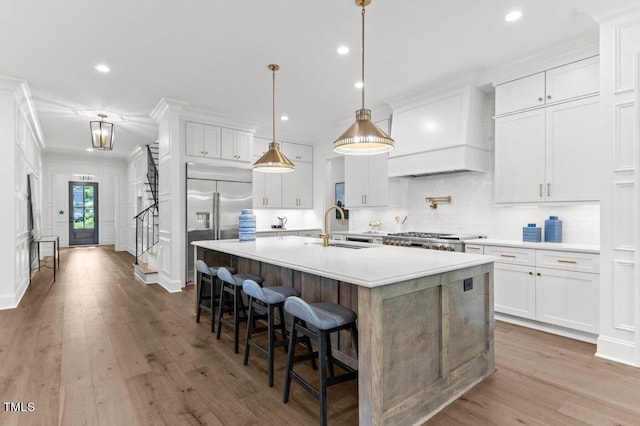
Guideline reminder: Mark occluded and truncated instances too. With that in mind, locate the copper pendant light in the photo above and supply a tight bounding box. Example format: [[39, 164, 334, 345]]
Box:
[[334, 0, 394, 155], [253, 64, 295, 173]]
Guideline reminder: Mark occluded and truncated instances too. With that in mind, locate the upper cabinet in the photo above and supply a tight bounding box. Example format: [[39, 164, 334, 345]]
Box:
[[388, 85, 488, 177], [221, 128, 252, 162], [282, 142, 313, 163], [345, 153, 388, 207], [185, 121, 253, 163], [185, 122, 221, 159], [494, 56, 600, 203], [252, 137, 314, 209], [495, 56, 599, 116]]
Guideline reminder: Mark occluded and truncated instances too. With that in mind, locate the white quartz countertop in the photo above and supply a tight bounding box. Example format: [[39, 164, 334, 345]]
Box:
[[193, 236, 494, 288], [331, 230, 388, 237], [256, 227, 321, 233], [466, 238, 599, 254]]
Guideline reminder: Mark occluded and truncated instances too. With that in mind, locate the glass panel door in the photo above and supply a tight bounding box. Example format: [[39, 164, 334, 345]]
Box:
[[69, 182, 99, 245]]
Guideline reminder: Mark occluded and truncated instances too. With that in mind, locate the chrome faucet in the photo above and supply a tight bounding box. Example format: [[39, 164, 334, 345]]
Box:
[[320, 205, 345, 247]]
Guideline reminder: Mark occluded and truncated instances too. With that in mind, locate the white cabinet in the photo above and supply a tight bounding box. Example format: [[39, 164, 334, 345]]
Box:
[[495, 96, 600, 203], [185, 122, 221, 158], [253, 171, 282, 208], [481, 244, 599, 335], [253, 137, 270, 159], [345, 153, 388, 207], [535, 267, 599, 333], [282, 142, 313, 162], [495, 56, 599, 115], [282, 161, 312, 208], [221, 128, 252, 162], [252, 138, 314, 209], [186, 121, 252, 163]]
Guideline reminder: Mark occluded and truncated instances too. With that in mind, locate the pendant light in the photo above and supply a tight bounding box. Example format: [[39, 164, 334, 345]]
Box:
[[253, 64, 295, 173], [334, 0, 394, 155], [89, 114, 115, 151]]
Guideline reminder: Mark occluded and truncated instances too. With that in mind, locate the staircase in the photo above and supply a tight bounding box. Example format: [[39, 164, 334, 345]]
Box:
[[133, 142, 160, 284]]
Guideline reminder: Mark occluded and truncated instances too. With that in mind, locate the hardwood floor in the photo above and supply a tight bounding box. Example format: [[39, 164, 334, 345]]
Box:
[[1, 246, 639, 425]]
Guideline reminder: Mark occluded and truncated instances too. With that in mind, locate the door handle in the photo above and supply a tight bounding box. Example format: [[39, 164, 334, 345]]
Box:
[[547, 183, 551, 197], [539, 184, 543, 198]]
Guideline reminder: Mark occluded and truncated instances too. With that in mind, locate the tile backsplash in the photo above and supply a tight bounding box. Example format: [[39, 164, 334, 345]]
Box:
[[347, 171, 600, 245]]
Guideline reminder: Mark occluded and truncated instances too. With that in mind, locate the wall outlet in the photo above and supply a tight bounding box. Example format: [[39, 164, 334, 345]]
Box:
[[463, 278, 473, 292]]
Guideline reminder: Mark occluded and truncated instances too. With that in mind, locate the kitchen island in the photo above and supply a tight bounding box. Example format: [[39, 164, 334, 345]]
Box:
[[193, 236, 495, 425]]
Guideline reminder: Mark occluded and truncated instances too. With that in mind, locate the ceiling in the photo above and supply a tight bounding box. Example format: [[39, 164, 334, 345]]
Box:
[[0, 0, 637, 159]]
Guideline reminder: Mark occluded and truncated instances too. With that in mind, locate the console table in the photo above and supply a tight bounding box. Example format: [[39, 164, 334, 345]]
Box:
[[31, 235, 60, 282]]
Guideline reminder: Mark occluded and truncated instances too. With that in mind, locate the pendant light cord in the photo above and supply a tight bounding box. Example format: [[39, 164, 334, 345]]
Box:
[[272, 67, 276, 143], [361, 5, 366, 110]]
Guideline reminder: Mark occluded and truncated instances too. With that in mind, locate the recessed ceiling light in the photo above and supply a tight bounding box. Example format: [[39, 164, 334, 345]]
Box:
[[280, 115, 289, 121], [94, 64, 110, 73], [337, 46, 350, 55], [86, 148, 94, 152], [505, 10, 522, 22], [354, 81, 364, 89]]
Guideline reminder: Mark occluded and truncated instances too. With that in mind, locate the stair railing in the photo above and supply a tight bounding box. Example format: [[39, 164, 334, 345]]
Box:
[[134, 144, 160, 264]]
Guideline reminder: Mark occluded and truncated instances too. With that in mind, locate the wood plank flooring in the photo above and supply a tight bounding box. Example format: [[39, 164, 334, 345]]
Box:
[[1, 245, 639, 425]]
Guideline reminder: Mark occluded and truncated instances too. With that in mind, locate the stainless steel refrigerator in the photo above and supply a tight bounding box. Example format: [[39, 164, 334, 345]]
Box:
[[186, 164, 252, 283]]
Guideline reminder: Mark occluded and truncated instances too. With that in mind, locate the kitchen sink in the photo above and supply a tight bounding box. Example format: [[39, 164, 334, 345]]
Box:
[[305, 242, 371, 249]]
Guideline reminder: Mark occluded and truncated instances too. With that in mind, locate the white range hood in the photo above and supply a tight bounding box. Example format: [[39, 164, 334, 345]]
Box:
[[387, 84, 489, 177]]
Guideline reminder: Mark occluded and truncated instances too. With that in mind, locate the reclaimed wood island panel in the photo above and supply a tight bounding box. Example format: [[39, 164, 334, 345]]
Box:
[[193, 236, 495, 425]]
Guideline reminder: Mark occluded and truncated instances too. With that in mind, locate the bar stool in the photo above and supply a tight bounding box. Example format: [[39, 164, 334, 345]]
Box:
[[216, 267, 264, 353], [283, 296, 358, 426], [195, 261, 236, 333], [242, 280, 300, 387]]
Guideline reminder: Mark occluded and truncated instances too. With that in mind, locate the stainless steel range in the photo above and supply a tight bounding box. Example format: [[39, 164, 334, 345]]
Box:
[[382, 232, 484, 252]]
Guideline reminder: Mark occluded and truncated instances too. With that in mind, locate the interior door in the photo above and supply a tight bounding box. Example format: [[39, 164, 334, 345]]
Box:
[[69, 181, 99, 245]]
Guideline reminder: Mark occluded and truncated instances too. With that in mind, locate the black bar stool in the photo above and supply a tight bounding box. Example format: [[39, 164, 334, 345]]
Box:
[[242, 279, 300, 387], [195, 260, 236, 333], [216, 267, 264, 353], [283, 296, 358, 426]]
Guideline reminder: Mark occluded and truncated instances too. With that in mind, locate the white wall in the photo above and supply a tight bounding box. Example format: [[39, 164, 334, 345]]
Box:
[[0, 78, 44, 310], [43, 154, 126, 249]]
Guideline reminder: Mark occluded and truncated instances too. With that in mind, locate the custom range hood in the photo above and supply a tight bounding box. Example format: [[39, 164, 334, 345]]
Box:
[[387, 84, 489, 177]]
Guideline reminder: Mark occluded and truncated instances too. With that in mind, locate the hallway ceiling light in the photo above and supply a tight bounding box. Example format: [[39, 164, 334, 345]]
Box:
[[505, 10, 522, 22], [253, 64, 295, 173], [90, 114, 115, 151], [334, 0, 394, 156], [94, 64, 110, 73]]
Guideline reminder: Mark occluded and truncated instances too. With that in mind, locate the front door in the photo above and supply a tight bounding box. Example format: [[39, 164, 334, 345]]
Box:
[[69, 182, 99, 245]]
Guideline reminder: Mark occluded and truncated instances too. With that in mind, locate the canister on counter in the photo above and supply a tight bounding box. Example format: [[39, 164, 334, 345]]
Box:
[[544, 216, 562, 242], [522, 223, 542, 242]]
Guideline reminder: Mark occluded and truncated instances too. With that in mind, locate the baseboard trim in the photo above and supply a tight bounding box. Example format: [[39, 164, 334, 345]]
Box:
[[158, 273, 183, 293], [595, 335, 639, 367], [495, 313, 598, 344], [0, 278, 29, 310]]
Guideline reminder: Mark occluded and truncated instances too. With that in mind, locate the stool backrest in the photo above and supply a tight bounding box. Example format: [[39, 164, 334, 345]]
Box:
[[217, 266, 235, 284], [242, 279, 264, 300], [196, 260, 212, 275], [284, 296, 322, 327]]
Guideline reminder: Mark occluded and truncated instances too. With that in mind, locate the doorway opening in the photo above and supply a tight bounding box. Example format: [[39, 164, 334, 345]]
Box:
[[69, 181, 99, 245]]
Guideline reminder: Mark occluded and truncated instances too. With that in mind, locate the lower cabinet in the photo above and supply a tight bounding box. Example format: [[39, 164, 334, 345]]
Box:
[[477, 244, 599, 335]]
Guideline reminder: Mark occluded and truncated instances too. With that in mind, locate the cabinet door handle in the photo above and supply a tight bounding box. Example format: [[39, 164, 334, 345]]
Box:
[[361, 195, 364, 204], [539, 184, 543, 197], [557, 259, 577, 264], [365, 194, 368, 204], [547, 183, 551, 197], [500, 254, 516, 258], [547, 95, 552, 100], [538, 97, 543, 102], [529, 271, 533, 275], [536, 272, 541, 276], [205, 151, 208, 155]]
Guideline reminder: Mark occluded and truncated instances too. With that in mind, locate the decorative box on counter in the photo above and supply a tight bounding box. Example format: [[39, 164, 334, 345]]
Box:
[[522, 223, 542, 242], [544, 216, 562, 242]]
